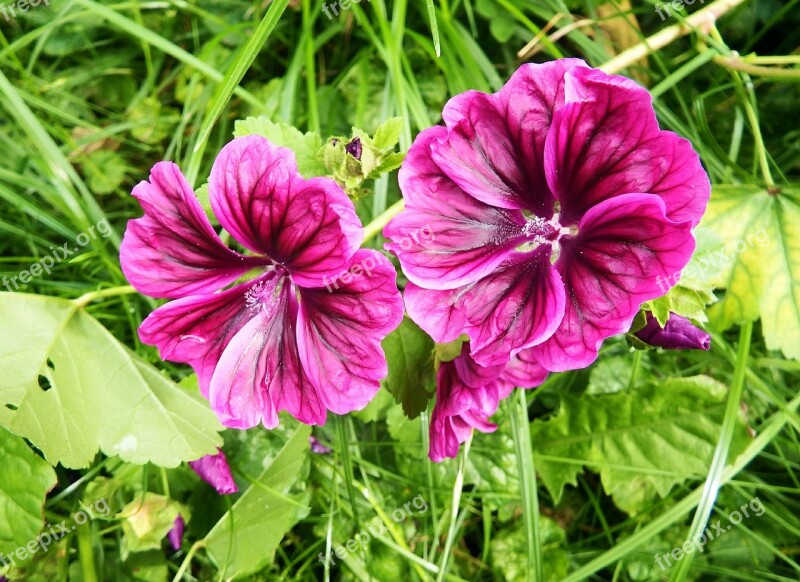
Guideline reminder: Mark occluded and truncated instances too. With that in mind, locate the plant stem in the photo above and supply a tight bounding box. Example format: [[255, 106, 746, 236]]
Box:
[[73, 285, 137, 308], [436, 434, 470, 582], [510, 388, 543, 582], [172, 540, 206, 582], [599, 0, 746, 75], [363, 198, 405, 243], [76, 523, 99, 582]]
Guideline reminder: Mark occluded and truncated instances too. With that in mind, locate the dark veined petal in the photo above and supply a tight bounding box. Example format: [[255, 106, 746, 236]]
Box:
[[635, 312, 711, 350], [433, 58, 588, 214], [404, 248, 566, 367], [386, 126, 525, 289], [188, 449, 238, 494], [296, 249, 405, 415], [209, 136, 363, 287], [547, 66, 710, 227], [208, 280, 326, 429], [138, 272, 276, 397], [532, 194, 695, 371], [120, 162, 263, 299], [429, 346, 504, 462]]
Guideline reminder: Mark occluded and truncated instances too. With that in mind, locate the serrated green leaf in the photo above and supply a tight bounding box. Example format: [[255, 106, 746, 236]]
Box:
[[234, 116, 326, 178], [205, 424, 311, 578], [0, 293, 223, 469], [0, 426, 57, 557], [381, 317, 435, 419], [531, 376, 750, 514], [586, 356, 634, 395], [701, 184, 800, 359], [372, 117, 403, 151]]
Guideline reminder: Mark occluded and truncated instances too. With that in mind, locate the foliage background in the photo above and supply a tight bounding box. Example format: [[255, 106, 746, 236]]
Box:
[[0, 0, 799, 580]]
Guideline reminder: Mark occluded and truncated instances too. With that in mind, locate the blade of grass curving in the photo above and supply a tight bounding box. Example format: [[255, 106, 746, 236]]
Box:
[[510, 388, 543, 582], [435, 434, 471, 582], [424, 0, 441, 57], [185, 0, 290, 185], [669, 321, 753, 581]]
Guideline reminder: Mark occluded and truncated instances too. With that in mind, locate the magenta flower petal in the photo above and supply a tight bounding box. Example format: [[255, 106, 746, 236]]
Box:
[[189, 449, 238, 494], [208, 280, 325, 429], [458, 248, 565, 366], [429, 348, 504, 462], [532, 194, 695, 371], [500, 348, 549, 392], [209, 136, 363, 287], [433, 58, 587, 214], [168, 515, 185, 551], [386, 126, 525, 289], [404, 249, 565, 366], [296, 249, 404, 415], [120, 162, 263, 299], [635, 312, 711, 350], [138, 273, 275, 397], [548, 67, 710, 227], [404, 282, 470, 344]]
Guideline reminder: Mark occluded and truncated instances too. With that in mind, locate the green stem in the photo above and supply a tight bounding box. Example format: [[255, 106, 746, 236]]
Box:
[[172, 540, 205, 582], [669, 320, 753, 581], [363, 198, 405, 243], [510, 388, 543, 582], [76, 523, 99, 582], [436, 434, 471, 582], [73, 285, 137, 308]]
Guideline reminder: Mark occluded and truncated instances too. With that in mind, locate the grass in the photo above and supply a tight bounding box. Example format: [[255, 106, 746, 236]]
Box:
[[1, 0, 799, 580]]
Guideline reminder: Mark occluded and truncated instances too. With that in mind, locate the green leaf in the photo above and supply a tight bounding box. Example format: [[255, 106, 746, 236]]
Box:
[[0, 426, 57, 557], [381, 317, 435, 419], [234, 116, 327, 178], [205, 424, 311, 578], [531, 376, 750, 515], [372, 117, 404, 151], [84, 150, 127, 195], [491, 515, 569, 582], [0, 293, 223, 469], [701, 184, 800, 359]]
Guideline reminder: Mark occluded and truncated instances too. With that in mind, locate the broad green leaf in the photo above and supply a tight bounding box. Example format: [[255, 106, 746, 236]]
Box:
[[381, 317, 435, 419], [372, 117, 404, 151], [234, 116, 327, 178], [586, 356, 634, 395], [701, 185, 800, 359], [0, 426, 57, 557], [531, 376, 750, 515], [0, 293, 223, 469], [205, 424, 311, 578]]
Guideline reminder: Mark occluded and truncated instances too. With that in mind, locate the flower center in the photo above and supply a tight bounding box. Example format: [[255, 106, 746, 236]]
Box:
[[516, 212, 578, 260]]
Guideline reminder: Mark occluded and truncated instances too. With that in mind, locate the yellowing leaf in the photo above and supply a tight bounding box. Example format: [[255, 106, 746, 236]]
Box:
[[701, 185, 800, 359]]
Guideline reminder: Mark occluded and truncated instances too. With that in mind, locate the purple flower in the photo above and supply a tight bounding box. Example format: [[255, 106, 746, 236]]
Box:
[[385, 60, 709, 373], [430, 344, 547, 462], [635, 312, 711, 350], [309, 435, 332, 454], [168, 514, 185, 551], [120, 136, 404, 429], [189, 449, 238, 494], [345, 137, 363, 160]]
